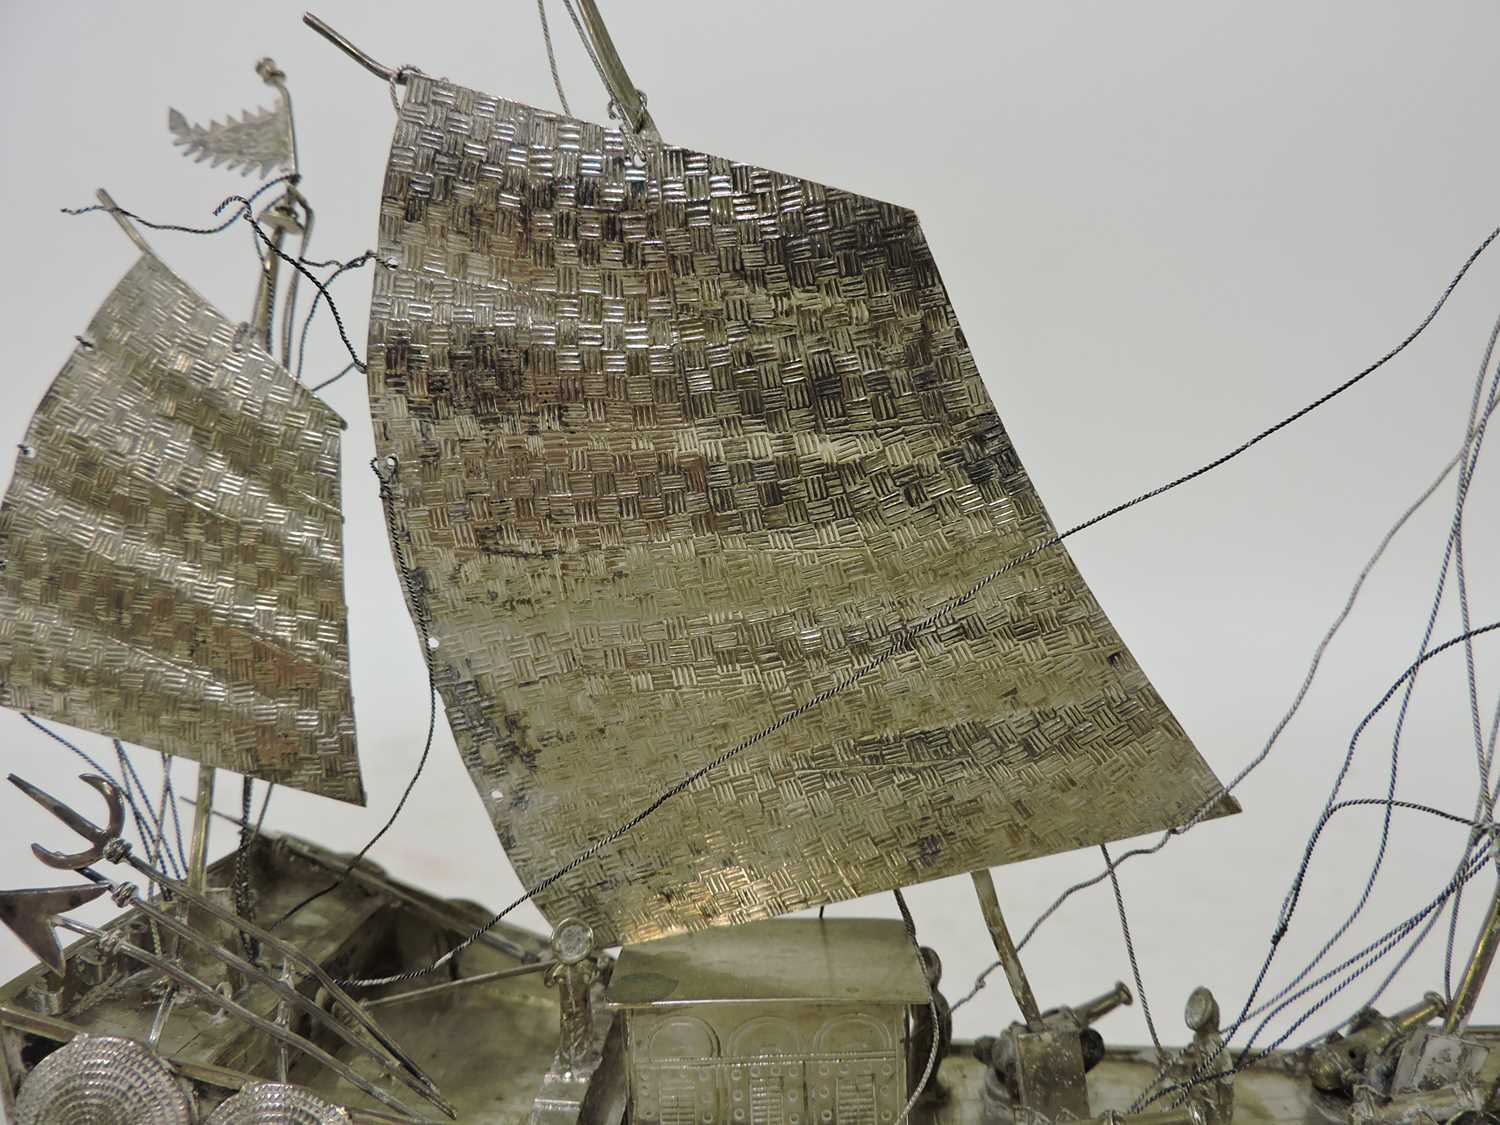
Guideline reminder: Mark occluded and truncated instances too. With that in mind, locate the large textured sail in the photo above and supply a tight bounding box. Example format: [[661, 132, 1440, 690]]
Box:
[[368, 76, 1234, 942], [0, 252, 363, 804]]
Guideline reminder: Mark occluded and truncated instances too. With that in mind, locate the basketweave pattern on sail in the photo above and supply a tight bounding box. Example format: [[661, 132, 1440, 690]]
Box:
[[367, 75, 1234, 943], [0, 253, 363, 804]]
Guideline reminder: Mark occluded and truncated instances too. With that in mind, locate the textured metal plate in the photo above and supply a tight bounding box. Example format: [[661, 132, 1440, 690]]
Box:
[[607, 919, 929, 1007], [0, 253, 363, 804], [206, 1082, 352, 1124], [367, 76, 1234, 943], [14, 1034, 192, 1125]]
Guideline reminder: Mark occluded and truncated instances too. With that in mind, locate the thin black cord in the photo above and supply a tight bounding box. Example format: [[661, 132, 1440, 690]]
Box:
[[64, 184, 368, 373], [1439, 311, 1500, 1001], [234, 776, 260, 961], [22, 720, 198, 883], [60, 175, 294, 236], [1280, 311, 1500, 1017], [339, 223, 1500, 988], [160, 753, 190, 875], [1135, 834, 1494, 1112], [294, 251, 377, 380], [114, 740, 163, 874], [1275, 624, 1500, 938], [272, 458, 438, 930], [957, 358, 1500, 1016], [1128, 660, 1500, 1117], [111, 740, 177, 877], [22, 714, 115, 788], [1201, 626, 1500, 1079], [1127, 801, 1493, 1112]]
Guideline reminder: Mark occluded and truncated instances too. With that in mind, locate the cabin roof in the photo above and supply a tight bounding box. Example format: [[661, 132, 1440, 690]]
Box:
[[605, 919, 930, 1008]]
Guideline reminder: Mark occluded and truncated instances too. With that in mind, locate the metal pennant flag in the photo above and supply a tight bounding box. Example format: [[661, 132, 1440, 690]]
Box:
[[366, 76, 1235, 944], [167, 60, 295, 179], [0, 252, 364, 804]]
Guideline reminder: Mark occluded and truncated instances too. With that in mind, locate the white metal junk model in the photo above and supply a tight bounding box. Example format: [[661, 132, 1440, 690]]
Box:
[[0, 6, 1497, 1125]]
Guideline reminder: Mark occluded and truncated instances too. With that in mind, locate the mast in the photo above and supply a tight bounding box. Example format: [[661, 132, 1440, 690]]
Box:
[[970, 869, 1044, 1030], [184, 57, 306, 891], [570, 0, 658, 138], [1443, 875, 1500, 1033]]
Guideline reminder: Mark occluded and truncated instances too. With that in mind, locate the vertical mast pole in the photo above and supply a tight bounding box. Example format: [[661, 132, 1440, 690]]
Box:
[[971, 868, 1045, 1030], [571, 0, 659, 139], [1444, 874, 1500, 1033], [187, 766, 216, 894]]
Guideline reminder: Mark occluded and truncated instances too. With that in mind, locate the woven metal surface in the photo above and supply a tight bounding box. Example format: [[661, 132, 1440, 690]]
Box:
[[14, 1034, 191, 1124], [206, 1082, 351, 1124], [367, 76, 1234, 943], [0, 253, 363, 804]]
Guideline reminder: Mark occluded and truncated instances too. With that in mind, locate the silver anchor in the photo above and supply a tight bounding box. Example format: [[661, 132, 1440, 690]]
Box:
[[8, 773, 126, 870]]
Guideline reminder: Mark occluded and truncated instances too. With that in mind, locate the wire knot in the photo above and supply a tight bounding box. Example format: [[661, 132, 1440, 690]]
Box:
[[389, 65, 423, 113]]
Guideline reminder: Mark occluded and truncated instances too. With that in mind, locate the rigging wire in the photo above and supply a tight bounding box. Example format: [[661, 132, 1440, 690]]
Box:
[[310, 361, 359, 394], [233, 777, 260, 961], [1228, 309, 1500, 1038], [1101, 842, 1163, 1057], [271, 457, 439, 930], [556, 0, 617, 114], [1437, 307, 1500, 1001], [893, 888, 941, 1125], [61, 175, 294, 236], [1122, 624, 1500, 1112], [953, 333, 1500, 1015], [159, 752, 190, 876], [113, 739, 185, 881], [1121, 799, 1496, 1113], [293, 250, 378, 381], [64, 184, 368, 372], [1137, 832, 1497, 1113], [17, 716, 173, 880], [536, 0, 573, 116], [110, 739, 184, 880], [1342, 694, 1500, 1034], [114, 740, 166, 876], [334, 221, 1500, 989]]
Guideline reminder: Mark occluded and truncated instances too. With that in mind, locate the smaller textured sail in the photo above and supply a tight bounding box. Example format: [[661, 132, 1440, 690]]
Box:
[[0, 253, 363, 804]]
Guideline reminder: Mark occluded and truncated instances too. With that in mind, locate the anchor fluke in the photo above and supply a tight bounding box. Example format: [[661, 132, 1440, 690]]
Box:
[[7, 773, 126, 869]]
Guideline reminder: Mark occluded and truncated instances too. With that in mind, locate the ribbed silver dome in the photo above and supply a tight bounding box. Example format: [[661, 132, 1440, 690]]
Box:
[[14, 1035, 191, 1125], [205, 1083, 351, 1125]]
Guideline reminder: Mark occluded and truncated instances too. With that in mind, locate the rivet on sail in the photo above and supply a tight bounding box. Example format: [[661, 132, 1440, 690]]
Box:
[[367, 76, 1236, 943], [0, 252, 364, 805]]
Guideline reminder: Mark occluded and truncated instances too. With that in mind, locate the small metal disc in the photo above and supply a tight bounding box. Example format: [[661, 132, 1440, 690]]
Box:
[[14, 1034, 191, 1125], [551, 917, 594, 966], [205, 1082, 351, 1124]]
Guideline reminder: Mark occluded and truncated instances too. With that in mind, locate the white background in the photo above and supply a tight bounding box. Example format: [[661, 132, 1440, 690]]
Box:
[[1, 1, 1498, 1052]]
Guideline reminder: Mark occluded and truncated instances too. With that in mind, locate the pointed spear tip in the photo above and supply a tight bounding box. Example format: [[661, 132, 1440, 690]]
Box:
[[0, 884, 109, 975]]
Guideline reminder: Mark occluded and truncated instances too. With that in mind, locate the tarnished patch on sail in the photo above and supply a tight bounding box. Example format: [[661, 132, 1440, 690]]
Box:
[[0, 253, 363, 805], [368, 76, 1234, 942]]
